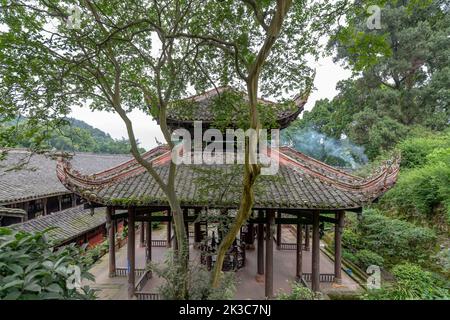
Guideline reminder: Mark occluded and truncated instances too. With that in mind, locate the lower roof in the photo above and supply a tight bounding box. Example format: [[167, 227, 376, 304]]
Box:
[[57, 146, 400, 211], [10, 205, 106, 244], [0, 149, 131, 205]]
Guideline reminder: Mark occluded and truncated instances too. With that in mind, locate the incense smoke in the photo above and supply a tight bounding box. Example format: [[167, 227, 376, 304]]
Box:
[[281, 127, 368, 169]]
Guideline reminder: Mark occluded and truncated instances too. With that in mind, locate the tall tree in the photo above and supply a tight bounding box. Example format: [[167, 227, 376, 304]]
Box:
[[0, 0, 207, 298], [178, 0, 351, 287], [290, 0, 450, 159]]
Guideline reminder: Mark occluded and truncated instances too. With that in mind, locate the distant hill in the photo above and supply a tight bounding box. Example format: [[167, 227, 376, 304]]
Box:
[[2, 117, 145, 154]]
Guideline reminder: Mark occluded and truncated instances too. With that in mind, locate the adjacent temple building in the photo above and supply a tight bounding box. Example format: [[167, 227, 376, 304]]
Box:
[[0, 150, 129, 246], [56, 87, 400, 299]]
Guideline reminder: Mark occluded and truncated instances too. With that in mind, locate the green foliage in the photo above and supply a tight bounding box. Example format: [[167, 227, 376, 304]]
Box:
[[290, 0, 450, 160], [366, 263, 449, 300], [0, 228, 96, 300], [277, 282, 323, 300], [1, 118, 144, 154], [354, 249, 385, 269], [359, 209, 436, 265], [342, 209, 436, 267], [381, 130, 450, 224], [80, 240, 109, 267], [397, 129, 450, 169], [151, 251, 236, 300]]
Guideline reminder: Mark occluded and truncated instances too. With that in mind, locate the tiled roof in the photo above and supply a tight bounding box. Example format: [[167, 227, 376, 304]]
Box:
[[165, 86, 308, 129], [0, 149, 131, 205], [10, 205, 106, 244], [57, 146, 400, 211]]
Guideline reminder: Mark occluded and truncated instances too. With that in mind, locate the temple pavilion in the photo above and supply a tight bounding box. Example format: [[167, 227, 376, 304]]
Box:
[[56, 87, 400, 299]]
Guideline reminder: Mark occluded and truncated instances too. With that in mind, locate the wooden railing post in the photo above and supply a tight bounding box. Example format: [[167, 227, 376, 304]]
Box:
[[265, 210, 275, 299], [311, 213, 320, 292], [106, 207, 116, 277], [334, 211, 345, 284]]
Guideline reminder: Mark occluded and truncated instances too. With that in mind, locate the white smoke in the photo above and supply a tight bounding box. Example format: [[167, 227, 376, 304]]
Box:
[[281, 127, 368, 169]]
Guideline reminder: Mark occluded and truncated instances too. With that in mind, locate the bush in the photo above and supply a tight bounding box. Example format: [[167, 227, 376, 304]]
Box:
[[397, 129, 450, 169], [381, 156, 450, 221], [277, 282, 323, 300], [354, 249, 384, 269], [151, 250, 236, 300], [0, 228, 96, 300], [381, 130, 450, 225], [360, 210, 436, 265], [366, 263, 449, 300], [342, 229, 365, 251]]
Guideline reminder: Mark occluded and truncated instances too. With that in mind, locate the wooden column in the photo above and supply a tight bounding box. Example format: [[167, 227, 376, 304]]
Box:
[[71, 194, 76, 207], [276, 211, 281, 248], [106, 207, 116, 277], [166, 211, 172, 248], [296, 222, 303, 280], [257, 210, 264, 275], [140, 221, 145, 247], [23, 202, 29, 220], [58, 196, 62, 211], [305, 225, 310, 251], [246, 223, 255, 248], [127, 208, 136, 299], [184, 209, 189, 243], [43, 198, 48, 216], [311, 213, 320, 292], [194, 221, 201, 244], [146, 220, 152, 264], [334, 211, 345, 284], [265, 210, 275, 298]]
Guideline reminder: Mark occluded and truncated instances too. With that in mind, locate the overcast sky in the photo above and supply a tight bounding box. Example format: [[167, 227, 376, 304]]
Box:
[[69, 56, 351, 150]]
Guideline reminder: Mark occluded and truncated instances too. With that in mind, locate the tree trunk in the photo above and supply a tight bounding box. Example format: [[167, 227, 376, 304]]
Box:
[[210, 0, 293, 287]]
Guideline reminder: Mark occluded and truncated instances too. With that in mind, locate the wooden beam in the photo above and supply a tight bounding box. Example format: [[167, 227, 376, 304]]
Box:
[[257, 210, 264, 276], [106, 207, 116, 277], [127, 208, 136, 299], [265, 210, 275, 299], [334, 211, 345, 284], [311, 213, 320, 292]]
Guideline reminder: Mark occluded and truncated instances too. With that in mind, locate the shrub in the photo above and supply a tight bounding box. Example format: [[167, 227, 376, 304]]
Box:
[[151, 250, 236, 300], [277, 282, 323, 300], [354, 249, 384, 269], [397, 129, 450, 169], [342, 229, 365, 251], [0, 228, 96, 300], [366, 263, 449, 300], [359, 210, 436, 265]]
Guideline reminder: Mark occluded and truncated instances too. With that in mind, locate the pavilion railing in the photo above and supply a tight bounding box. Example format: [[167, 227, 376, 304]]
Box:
[[135, 270, 152, 292], [135, 292, 161, 300], [151, 239, 167, 247], [114, 267, 146, 277], [301, 273, 335, 283], [277, 242, 307, 251]]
